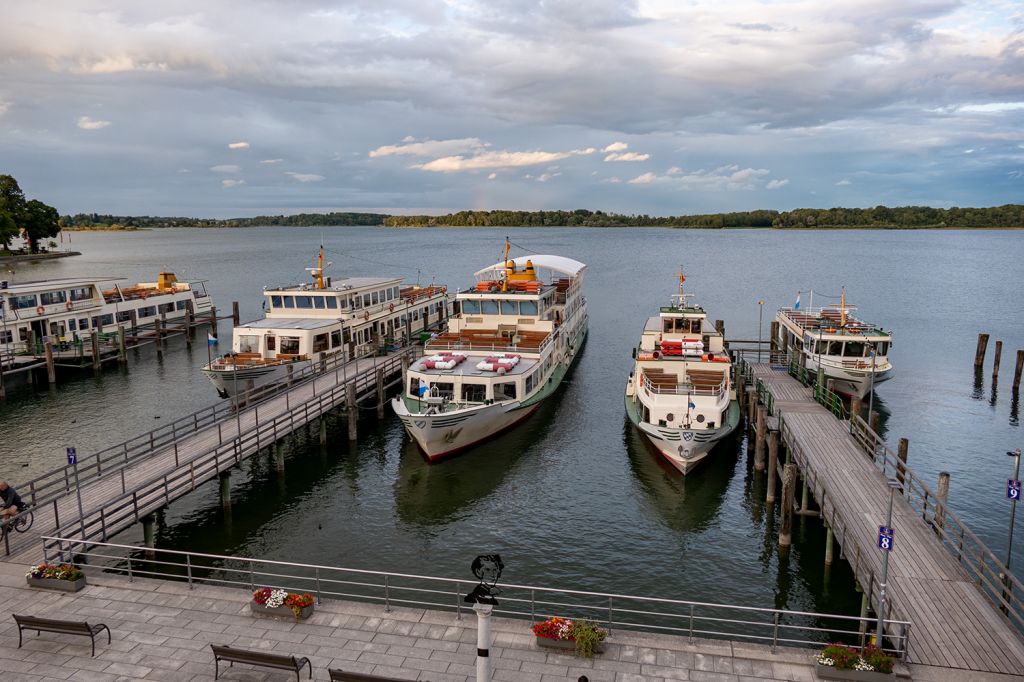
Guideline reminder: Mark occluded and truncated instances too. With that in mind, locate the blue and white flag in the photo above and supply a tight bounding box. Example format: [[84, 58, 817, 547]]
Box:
[[418, 378, 430, 397], [688, 401, 696, 409], [793, 292, 801, 310], [207, 332, 218, 346]]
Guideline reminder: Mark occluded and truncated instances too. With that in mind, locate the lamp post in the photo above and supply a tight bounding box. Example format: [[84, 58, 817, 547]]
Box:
[[876, 480, 902, 649], [757, 300, 765, 363], [867, 343, 877, 419], [1007, 448, 1022, 571]]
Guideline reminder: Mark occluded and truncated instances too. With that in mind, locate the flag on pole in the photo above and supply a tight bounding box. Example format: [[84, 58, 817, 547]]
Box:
[[207, 332, 218, 346], [418, 378, 430, 397], [793, 292, 801, 310]]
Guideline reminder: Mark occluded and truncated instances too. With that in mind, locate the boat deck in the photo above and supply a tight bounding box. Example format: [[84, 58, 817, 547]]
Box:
[[426, 329, 550, 353], [412, 355, 537, 377]]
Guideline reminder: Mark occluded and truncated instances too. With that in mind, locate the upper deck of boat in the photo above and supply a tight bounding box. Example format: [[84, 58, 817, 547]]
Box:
[[425, 328, 551, 354], [410, 355, 538, 377], [778, 307, 889, 338]]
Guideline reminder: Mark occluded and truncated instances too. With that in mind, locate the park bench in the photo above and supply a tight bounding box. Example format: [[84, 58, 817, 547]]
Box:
[[211, 643, 311, 681], [329, 670, 419, 681], [12, 614, 111, 656]]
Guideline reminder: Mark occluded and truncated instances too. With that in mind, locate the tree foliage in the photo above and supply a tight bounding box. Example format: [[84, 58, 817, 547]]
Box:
[[61, 211, 386, 228], [0, 174, 62, 251], [0, 174, 26, 248]]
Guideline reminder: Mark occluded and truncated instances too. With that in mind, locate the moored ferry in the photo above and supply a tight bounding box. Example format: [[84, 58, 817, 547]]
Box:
[[624, 272, 740, 474], [774, 290, 892, 399], [0, 273, 212, 354], [392, 240, 588, 460], [201, 248, 449, 398]]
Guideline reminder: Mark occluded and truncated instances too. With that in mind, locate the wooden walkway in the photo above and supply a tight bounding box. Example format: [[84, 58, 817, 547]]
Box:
[[748, 362, 1024, 674], [4, 350, 412, 564]]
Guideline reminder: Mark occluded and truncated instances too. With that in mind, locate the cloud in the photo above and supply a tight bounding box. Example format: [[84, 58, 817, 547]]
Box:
[[77, 116, 110, 130], [487, 172, 497, 180], [666, 167, 683, 175], [605, 152, 650, 162], [603, 142, 629, 152], [628, 164, 775, 190], [0, 100, 9, 116], [370, 137, 487, 158], [836, 179, 852, 186], [221, 179, 245, 188], [286, 172, 325, 182], [628, 172, 658, 185], [210, 164, 241, 173], [228, 141, 250, 149], [260, 159, 283, 164], [415, 147, 596, 172], [766, 179, 789, 189]]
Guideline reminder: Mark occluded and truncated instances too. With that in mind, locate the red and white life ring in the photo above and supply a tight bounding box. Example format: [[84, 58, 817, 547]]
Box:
[[36, 305, 45, 316], [66, 301, 74, 311], [389, 303, 395, 313], [363, 311, 370, 321]]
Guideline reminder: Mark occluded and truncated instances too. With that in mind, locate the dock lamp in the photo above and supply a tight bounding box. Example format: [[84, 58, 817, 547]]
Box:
[[757, 300, 765, 363], [1006, 449, 1022, 578], [876, 480, 902, 650], [867, 342, 877, 418]]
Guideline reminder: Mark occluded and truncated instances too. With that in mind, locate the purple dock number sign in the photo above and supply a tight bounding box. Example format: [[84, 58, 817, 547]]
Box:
[[877, 525, 894, 552], [66, 447, 77, 465], [1008, 479, 1022, 501]]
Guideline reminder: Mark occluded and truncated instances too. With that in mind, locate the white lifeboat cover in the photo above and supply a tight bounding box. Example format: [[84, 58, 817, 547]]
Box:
[[474, 255, 586, 278]]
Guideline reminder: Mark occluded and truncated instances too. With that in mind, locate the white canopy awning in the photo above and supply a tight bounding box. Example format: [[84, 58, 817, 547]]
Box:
[[474, 255, 586, 278]]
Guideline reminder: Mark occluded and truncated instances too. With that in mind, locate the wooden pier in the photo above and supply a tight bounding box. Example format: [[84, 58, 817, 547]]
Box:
[[2, 348, 413, 563], [739, 358, 1024, 674]]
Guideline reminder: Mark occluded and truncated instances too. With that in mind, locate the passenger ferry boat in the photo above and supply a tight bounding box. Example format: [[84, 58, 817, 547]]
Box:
[[392, 241, 588, 461], [0, 273, 212, 354], [624, 272, 740, 475], [774, 290, 892, 399], [201, 248, 449, 398]]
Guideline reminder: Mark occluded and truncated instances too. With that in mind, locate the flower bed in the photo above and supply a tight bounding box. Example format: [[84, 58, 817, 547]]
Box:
[[532, 617, 607, 657], [815, 643, 895, 681], [250, 587, 314, 620], [25, 563, 86, 592]]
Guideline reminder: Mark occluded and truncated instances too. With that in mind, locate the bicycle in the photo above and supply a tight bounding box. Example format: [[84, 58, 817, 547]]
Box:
[[1, 506, 34, 540]]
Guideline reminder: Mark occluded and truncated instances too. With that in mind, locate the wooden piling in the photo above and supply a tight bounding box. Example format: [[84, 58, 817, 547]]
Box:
[[319, 417, 327, 445], [800, 476, 810, 512], [44, 341, 56, 384], [376, 367, 386, 419], [1013, 350, 1024, 393], [974, 333, 990, 368], [117, 325, 127, 363], [746, 387, 757, 431], [897, 438, 909, 485], [90, 331, 100, 370], [936, 472, 950, 532], [766, 429, 779, 504], [851, 396, 863, 421], [219, 471, 231, 510], [232, 301, 240, 326], [209, 305, 218, 338], [869, 410, 880, 435], [993, 341, 1003, 378], [0, 363, 5, 400], [274, 443, 285, 472], [184, 312, 192, 348], [154, 318, 163, 358], [825, 524, 835, 566], [754, 405, 767, 471], [346, 382, 358, 441], [780, 463, 797, 547], [142, 514, 156, 558]]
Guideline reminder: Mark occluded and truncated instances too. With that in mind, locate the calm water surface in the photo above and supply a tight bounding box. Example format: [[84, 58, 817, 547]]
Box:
[[1, 227, 1021, 619]]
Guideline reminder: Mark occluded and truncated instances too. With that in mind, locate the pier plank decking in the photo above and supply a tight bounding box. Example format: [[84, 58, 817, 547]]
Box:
[[749, 362, 1024, 674], [3, 350, 412, 564]]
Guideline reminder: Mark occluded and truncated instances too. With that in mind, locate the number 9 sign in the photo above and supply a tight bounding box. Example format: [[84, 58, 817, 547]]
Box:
[[1008, 480, 1021, 501]]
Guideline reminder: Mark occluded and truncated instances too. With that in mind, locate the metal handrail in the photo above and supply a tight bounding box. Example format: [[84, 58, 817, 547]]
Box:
[[43, 535, 913, 657], [641, 374, 726, 397]]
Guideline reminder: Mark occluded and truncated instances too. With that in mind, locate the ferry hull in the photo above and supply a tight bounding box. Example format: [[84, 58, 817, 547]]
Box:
[[202, 360, 310, 399], [393, 399, 541, 461], [625, 393, 740, 475], [813, 364, 894, 400]]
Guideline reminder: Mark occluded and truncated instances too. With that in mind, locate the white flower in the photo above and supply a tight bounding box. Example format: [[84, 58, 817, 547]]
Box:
[[265, 589, 288, 608], [854, 658, 874, 671], [817, 655, 835, 666]]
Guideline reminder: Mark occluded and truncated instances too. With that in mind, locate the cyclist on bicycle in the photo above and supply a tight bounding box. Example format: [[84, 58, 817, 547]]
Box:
[[0, 480, 26, 524]]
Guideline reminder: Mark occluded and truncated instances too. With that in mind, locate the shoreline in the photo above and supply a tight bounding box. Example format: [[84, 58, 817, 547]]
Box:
[[0, 251, 80, 264]]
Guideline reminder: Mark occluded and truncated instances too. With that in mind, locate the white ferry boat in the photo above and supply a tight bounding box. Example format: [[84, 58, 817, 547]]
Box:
[[774, 290, 893, 399], [202, 248, 450, 398], [392, 241, 588, 461], [624, 272, 740, 475], [0, 273, 212, 353]]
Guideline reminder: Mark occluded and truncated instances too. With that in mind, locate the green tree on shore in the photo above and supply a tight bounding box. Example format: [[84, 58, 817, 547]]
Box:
[[0, 175, 25, 249], [0, 174, 62, 252]]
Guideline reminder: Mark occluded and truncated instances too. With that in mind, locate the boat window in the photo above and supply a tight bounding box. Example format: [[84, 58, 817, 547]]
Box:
[[271, 296, 283, 308], [461, 383, 486, 402], [116, 311, 131, 323], [844, 341, 866, 357], [462, 300, 481, 314], [409, 377, 420, 396], [267, 336, 276, 351], [283, 296, 295, 309], [69, 287, 91, 301], [495, 382, 517, 400], [100, 314, 114, 326], [176, 300, 187, 310], [295, 296, 313, 309], [330, 330, 341, 347], [313, 297, 325, 309], [138, 306, 156, 318], [386, 289, 393, 301], [313, 333, 329, 353], [363, 294, 371, 307], [11, 294, 37, 309], [525, 374, 534, 393], [279, 336, 300, 354], [500, 300, 518, 315], [0, 329, 10, 344], [413, 310, 419, 320], [238, 335, 260, 353], [663, 319, 674, 333], [433, 382, 454, 399], [67, 319, 77, 331], [826, 341, 843, 355], [519, 300, 538, 315], [325, 297, 337, 309], [372, 291, 379, 305], [875, 341, 889, 356], [158, 303, 174, 314], [393, 287, 400, 299], [39, 290, 67, 305], [78, 318, 89, 329], [481, 299, 499, 315]]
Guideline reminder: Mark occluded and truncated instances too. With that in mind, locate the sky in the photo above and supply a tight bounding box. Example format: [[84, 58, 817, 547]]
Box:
[[1, 0, 1022, 218]]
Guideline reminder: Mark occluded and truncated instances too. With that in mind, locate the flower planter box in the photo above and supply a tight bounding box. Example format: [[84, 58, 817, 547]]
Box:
[[535, 636, 606, 654], [26, 576, 86, 592], [250, 601, 314, 620], [814, 663, 895, 682]]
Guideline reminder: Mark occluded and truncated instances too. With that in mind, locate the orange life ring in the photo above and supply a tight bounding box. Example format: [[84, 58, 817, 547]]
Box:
[[441, 286, 447, 294], [389, 303, 395, 313], [363, 311, 370, 321], [66, 301, 74, 311], [36, 305, 45, 316]]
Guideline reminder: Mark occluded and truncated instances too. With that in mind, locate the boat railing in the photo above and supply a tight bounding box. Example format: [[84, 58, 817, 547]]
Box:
[[641, 374, 725, 397], [40, 535, 913, 659], [426, 333, 551, 355]]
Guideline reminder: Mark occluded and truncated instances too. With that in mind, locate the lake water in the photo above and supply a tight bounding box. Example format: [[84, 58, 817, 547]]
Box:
[[1, 227, 1021, 620]]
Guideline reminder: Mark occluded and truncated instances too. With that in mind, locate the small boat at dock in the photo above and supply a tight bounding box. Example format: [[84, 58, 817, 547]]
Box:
[[624, 271, 740, 475]]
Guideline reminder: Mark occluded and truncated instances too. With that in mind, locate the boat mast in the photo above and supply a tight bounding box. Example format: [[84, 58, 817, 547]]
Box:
[[501, 237, 511, 293], [840, 287, 846, 329]]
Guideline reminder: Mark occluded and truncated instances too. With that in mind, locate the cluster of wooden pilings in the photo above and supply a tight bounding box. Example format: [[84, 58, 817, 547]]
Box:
[[975, 333, 1024, 394]]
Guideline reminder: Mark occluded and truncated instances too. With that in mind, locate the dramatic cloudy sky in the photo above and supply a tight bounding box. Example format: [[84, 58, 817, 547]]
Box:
[[1, 0, 1022, 217]]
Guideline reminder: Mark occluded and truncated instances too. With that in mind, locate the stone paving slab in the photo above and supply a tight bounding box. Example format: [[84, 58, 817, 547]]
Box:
[[0, 561, 1012, 681]]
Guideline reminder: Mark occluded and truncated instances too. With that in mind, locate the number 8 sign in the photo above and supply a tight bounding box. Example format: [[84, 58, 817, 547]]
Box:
[[878, 525, 894, 552]]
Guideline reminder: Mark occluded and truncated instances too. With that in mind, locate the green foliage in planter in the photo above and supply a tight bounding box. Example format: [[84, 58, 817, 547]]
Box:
[[861, 645, 894, 674], [569, 619, 606, 658]]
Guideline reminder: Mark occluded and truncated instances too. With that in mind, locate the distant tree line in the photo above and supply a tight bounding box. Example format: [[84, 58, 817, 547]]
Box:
[[61, 211, 388, 228], [385, 205, 1024, 228], [0, 175, 62, 252]]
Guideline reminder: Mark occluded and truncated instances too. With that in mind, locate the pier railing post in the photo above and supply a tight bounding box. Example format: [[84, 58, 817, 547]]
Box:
[[896, 438, 909, 485], [936, 472, 950, 535]]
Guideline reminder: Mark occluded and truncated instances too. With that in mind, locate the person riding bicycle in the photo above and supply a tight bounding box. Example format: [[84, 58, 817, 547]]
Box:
[[0, 480, 26, 524]]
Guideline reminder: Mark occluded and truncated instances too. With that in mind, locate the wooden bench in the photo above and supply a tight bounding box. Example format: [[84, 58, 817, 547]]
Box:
[[328, 669, 419, 681], [211, 644, 311, 681], [13, 614, 110, 657]]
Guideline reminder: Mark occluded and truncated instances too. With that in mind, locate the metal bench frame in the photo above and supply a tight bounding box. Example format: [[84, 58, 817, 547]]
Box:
[[211, 643, 312, 681], [329, 669, 419, 682], [13, 614, 111, 656]]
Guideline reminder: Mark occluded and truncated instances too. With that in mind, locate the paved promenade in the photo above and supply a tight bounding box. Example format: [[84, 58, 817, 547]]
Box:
[[0, 561, 1011, 682]]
